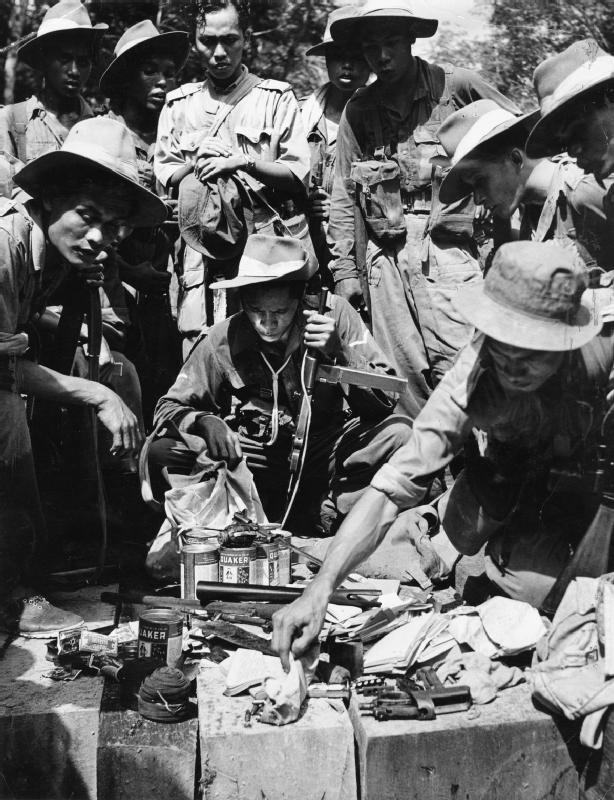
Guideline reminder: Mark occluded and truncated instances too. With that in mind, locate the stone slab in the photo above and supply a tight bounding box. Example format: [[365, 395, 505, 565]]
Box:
[[197, 662, 357, 800], [97, 681, 199, 800], [350, 682, 581, 800], [0, 636, 102, 800]]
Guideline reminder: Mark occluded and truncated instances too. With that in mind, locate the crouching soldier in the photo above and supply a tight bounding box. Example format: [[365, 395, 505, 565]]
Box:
[[146, 233, 412, 550], [0, 117, 166, 637], [272, 240, 614, 665]]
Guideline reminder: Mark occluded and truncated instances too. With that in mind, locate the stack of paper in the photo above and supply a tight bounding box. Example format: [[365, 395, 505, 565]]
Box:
[[363, 611, 449, 673]]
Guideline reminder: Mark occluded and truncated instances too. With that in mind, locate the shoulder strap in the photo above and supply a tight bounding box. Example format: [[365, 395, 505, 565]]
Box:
[[208, 73, 264, 139], [8, 101, 29, 163]]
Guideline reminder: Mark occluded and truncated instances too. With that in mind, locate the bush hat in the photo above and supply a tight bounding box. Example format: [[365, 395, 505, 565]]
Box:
[[179, 172, 251, 261], [526, 40, 614, 159], [19, 0, 107, 71], [438, 100, 540, 204], [452, 240, 602, 352], [14, 117, 167, 228], [330, 0, 438, 41], [99, 20, 190, 96], [306, 6, 361, 57], [209, 234, 316, 289]]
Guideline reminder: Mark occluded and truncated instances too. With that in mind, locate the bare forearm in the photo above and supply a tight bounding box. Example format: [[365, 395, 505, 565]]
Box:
[[247, 161, 303, 195], [20, 360, 107, 408], [168, 162, 194, 189], [315, 487, 399, 593]]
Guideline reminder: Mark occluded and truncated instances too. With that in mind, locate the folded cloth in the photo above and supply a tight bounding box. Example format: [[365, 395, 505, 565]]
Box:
[[437, 651, 525, 705]]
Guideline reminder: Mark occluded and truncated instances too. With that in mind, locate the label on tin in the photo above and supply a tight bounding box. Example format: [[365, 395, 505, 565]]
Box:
[[219, 549, 253, 584], [138, 612, 183, 667]]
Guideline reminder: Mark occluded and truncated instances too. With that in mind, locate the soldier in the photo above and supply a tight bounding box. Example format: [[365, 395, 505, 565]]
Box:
[[436, 99, 614, 276], [327, 0, 519, 418], [0, 118, 165, 637], [100, 20, 191, 422], [272, 241, 614, 665], [154, 0, 311, 354], [302, 6, 371, 272], [0, 0, 107, 198], [146, 234, 411, 555]]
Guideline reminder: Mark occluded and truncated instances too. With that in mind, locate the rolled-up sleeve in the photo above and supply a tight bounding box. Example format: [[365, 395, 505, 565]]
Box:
[[371, 338, 483, 508], [327, 107, 362, 282], [154, 101, 187, 190], [272, 88, 310, 186]]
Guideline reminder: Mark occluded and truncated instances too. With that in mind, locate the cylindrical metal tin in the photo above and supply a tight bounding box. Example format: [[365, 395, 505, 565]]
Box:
[[137, 609, 183, 667], [219, 545, 256, 584], [180, 526, 219, 546], [252, 543, 268, 586], [260, 541, 279, 587], [181, 544, 219, 599], [277, 531, 291, 585]]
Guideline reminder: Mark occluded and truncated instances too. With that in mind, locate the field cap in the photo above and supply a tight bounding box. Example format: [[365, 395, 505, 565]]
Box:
[[438, 100, 540, 204], [526, 40, 614, 158], [306, 6, 361, 57], [209, 234, 316, 289], [19, 0, 107, 70], [14, 117, 167, 228], [452, 240, 602, 352], [99, 20, 190, 95], [330, 0, 438, 40]]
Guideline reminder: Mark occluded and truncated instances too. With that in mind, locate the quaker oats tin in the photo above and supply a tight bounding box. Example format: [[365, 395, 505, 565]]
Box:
[[137, 609, 183, 667], [260, 541, 279, 586], [181, 543, 220, 599], [219, 545, 256, 584], [180, 526, 219, 546]]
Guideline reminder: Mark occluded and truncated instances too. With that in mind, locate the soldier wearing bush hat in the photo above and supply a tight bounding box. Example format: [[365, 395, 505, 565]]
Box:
[[145, 233, 412, 561], [0, 0, 108, 198], [272, 239, 614, 666], [326, 0, 519, 419]]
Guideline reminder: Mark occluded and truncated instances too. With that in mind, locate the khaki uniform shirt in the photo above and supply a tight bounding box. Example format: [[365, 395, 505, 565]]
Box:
[[154, 67, 310, 196]]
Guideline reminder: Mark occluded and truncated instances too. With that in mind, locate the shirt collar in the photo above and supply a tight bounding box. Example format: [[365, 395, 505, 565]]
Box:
[[208, 64, 249, 96], [377, 58, 429, 113]]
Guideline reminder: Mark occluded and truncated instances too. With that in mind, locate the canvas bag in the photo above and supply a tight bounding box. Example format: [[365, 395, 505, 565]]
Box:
[[144, 427, 267, 582], [530, 574, 614, 747]]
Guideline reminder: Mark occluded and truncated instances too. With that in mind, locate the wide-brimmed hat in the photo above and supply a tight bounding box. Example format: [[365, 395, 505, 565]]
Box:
[[179, 172, 251, 261], [14, 117, 167, 228], [452, 241, 602, 351], [306, 6, 361, 57], [19, 0, 108, 71], [330, 0, 438, 41], [99, 20, 190, 96], [209, 234, 316, 290], [438, 100, 540, 204], [526, 40, 614, 159]]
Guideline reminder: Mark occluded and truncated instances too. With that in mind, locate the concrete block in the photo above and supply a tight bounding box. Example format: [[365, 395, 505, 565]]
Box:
[[197, 662, 357, 800], [350, 683, 580, 800], [97, 681, 199, 800], [0, 636, 102, 800]]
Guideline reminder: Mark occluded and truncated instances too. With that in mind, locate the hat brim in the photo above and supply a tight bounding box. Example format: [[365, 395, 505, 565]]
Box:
[[19, 25, 107, 70], [209, 261, 314, 290], [99, 31, 190, 96], [439, 110, 540, 205], [305, 41, 331, 57], [451, 282, 602, 351], [14, 149, 167, 228], [331, 12, 438, 40], [526, 76, 614, 158]]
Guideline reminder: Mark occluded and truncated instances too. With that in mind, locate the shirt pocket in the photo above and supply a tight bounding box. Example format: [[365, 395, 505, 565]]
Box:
[[235, 125, 274, 161], [406, 125, 446, 190], [178, 131, 203, 159]]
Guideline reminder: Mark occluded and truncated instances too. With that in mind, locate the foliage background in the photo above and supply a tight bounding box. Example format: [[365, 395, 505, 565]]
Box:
[[1, 0, 613, 110]]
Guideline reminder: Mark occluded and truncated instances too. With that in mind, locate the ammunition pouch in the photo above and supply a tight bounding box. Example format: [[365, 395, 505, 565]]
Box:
[[350, 158, 406, 244]]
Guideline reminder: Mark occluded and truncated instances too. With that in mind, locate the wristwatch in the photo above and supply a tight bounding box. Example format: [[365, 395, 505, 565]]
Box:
[[241, 154, 256, 174]]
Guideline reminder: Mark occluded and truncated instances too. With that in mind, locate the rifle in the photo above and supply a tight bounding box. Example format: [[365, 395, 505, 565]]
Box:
[[354, 186, 372, 328]]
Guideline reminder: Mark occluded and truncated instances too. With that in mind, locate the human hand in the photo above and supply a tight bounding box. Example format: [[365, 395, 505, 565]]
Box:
[[308, 187, 331, 222], [196, 137, 234, 159], [196, 415, 243, 469], [195, 153, 245, 183], [303, 309, 341, 357], [121, 260, 171, 294], [0, 332, 29, 356], [95, 387, 143, 456], [77, 254, 108, 288], [271, 580, 332, 671], [334, 277, 364, 308]]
